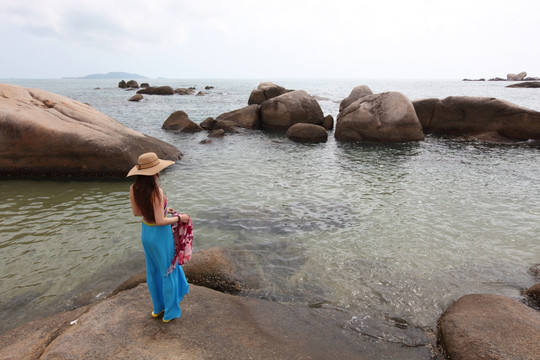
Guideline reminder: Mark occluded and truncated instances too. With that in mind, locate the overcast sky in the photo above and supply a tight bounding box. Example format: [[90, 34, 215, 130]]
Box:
[[1, 0, 539, 79]]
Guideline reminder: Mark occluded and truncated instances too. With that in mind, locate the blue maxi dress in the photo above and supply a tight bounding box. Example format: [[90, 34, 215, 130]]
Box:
[[141, 219, 189, 321]]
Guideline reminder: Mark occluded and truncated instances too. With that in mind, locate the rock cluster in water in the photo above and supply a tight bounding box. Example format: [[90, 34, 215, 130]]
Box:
[[118, 80, 212, 102], [463, 70, 540, 81], [161, 81, 540, 144]]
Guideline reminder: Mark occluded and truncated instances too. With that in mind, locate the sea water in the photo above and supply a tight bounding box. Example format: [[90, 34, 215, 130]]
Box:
[[0, 78, 539, 342]]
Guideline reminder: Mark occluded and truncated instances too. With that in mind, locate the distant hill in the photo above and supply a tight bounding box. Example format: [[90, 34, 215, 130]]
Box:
[[66, 72, 149, 79]]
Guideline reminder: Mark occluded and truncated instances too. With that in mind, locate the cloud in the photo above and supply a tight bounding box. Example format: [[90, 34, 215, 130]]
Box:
[[1, 0, 539, 78], [2, 0, 189, 53]]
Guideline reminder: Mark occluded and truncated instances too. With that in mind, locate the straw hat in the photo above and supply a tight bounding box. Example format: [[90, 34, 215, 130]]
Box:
[[126, 152, 175, 177]]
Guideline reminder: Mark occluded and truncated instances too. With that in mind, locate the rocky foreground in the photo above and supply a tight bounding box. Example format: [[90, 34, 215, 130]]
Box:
[[1, 248, 539, 360], [0, 283, 433, 360]]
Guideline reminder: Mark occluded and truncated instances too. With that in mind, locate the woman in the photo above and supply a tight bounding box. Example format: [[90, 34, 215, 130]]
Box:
[[127, 152, 190, 323]]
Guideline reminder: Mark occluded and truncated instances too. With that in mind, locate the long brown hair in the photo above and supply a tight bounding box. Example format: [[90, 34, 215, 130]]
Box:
[[132, 174, 161, 222]]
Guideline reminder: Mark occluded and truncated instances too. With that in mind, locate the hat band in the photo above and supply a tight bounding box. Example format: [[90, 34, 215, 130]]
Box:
[[138, 158, 160, 170]]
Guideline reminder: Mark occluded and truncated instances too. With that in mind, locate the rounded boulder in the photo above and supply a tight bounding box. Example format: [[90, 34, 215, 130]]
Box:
[[438, 294, 540, 360], [162, 110, 203, 133], [335, 91, 424, 142], [259, 90, 325, 131], [286, 123, 328, 143]]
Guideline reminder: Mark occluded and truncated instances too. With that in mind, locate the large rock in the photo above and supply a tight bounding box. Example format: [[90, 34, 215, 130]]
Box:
[[162, 110, 203, 133], [175, 88, 196, 95], [183, 247, 258, 293], [128, 94, 143, 102], [0, 84, 181, 177], [438, 294, 540, 360], [259, 90, 325, 131], [339, 85, 373, 112], [413, 96, 540, 140], [214, 104, 260, 130], [335, 91, 424, 142], [248, 82, 290, 105], [507, 71, 527, 81], [506, 81, 540, 88], [126, 80, 139, 88], [286, 123, 328, 143], [0, 283, 431, 360], [136, 86, 175, 95]]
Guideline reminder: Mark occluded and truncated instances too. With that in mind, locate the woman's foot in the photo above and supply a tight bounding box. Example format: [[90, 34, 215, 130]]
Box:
[[151, 310, 164, 318]]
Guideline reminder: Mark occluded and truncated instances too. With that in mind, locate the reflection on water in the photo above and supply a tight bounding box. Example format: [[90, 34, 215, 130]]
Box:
[[1, 79, 539, 343]]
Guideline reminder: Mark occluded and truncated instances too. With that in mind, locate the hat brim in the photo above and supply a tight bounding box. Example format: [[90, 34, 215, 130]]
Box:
[[126, 159, 175, 177]]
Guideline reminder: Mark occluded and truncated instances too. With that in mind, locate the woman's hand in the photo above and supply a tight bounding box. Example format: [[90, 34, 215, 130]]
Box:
[[167, 208, 175, 214], [178, 214, 190, 223]]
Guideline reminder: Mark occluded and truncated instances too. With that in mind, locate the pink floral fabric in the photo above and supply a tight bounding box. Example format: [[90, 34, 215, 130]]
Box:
[[166, 212, 193, 275]]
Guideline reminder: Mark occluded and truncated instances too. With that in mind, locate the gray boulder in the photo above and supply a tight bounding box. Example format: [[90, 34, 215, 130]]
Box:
[[507, 71, 527, 81], [438, 294, 540, 360], [286, 123, 328, 143], [339, 85, 373, 112], [335, 91, 424, 142], [413, 96, 540, 141], [0, 84, 181, 177], [259, 90, 325, 131], [162, 110, 203, 133], [248, 82, 290, 105]]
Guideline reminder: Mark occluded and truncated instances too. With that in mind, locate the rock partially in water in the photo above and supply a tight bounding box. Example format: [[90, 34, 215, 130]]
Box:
[[335, 91, 424, 142], [0, 283, 432, 360], [413, 96, 540, 141], [438, 293, 540, 360], [506, 81, 540, 88], [128, 94, 143, 102], [525, 283, 540, 308], [0, 84, 181, 177], [162, 110, 203, 133], [507, 71, 527, 81], [215, 104, 260, 130], [136, 86, 175, 95], [183, 247, 260, 293], [259, 90, 325, 131], [286, 123, 328, 143]]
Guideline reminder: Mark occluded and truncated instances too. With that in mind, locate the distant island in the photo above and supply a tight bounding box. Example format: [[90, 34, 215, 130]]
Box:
[[64, 72, 148, 79]]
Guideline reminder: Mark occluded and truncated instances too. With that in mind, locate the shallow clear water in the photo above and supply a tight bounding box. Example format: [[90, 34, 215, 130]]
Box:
[[1, 78, 539, 340]]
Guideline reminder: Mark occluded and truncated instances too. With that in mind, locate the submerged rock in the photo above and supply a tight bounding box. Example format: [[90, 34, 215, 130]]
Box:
[[0, 84, 181, 177], [438, 294, 540, 360], [335, 91, 424, 142], [413, 96, 540, 141]]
